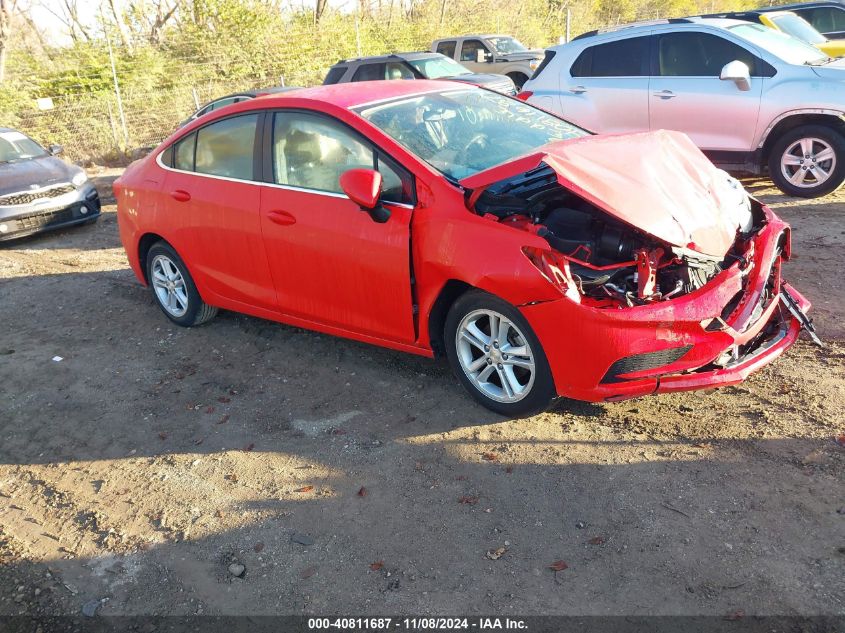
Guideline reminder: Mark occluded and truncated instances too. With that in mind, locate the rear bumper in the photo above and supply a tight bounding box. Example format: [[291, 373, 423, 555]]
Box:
[[0, 184, 101, 242], [520, 205, 808, 403]]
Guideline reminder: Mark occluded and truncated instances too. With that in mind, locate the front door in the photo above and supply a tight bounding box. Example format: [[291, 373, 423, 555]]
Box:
[[649, 31, 763, 152], [259, 111, 417, 343]]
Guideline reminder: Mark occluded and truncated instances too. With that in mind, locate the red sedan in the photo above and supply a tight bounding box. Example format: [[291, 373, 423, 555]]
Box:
[[114, 81, 816, 415]]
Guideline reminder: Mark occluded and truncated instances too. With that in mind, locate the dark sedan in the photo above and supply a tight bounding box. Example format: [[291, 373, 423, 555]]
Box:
[[0, 128, 100, 242]]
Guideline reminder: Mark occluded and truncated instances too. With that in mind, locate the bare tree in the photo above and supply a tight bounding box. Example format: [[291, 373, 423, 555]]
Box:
[[106, 0, 134, 50], [37, 0, 93, 42], [0, 0, 17, 83], [315, 0, 328, 22]]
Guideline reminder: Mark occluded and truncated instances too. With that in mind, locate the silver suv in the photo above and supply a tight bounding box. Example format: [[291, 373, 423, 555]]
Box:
[[521, 17, 845, 197]]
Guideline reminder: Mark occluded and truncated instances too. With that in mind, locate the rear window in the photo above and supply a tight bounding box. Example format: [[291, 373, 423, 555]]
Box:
[[324, 66, 347, 85], [571, 37, 649, 77]]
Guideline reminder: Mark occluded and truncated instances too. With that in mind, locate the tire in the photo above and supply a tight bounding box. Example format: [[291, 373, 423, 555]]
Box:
[[507, 72, 529, 91], [145, 241, 218, 327], [444, 289, 555, 416], [768, 124, 845, 198]]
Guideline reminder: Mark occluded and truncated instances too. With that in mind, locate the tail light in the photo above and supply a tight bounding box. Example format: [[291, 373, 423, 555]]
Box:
[[516, 91, 533, 101]]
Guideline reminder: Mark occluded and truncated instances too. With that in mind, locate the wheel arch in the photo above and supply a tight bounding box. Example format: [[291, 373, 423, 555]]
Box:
[[137, 232, 171, 285], [760, 111, 845, 162], [427, 279, 475, 357]]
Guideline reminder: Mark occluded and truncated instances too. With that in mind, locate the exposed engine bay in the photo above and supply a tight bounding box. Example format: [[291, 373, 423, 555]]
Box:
[[470, 163, 763, 307]]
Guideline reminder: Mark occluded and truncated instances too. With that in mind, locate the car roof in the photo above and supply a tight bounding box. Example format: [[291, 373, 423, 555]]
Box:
[[243, 79, 469, 110], [333, 52, 440, 65], [569, 16, 753, 42], [200, 86, 296, 105], [755, 0, 844, 11]]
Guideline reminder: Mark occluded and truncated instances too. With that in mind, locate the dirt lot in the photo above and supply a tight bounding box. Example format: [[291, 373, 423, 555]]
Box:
[[1, 171, 843, 619]]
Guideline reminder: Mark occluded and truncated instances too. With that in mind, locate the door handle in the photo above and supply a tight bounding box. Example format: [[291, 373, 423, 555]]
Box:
[[170, 189, 191, 202], [569, 85, 587, 94], [653, 90, 676, 99], [267, 210, 296, 226]]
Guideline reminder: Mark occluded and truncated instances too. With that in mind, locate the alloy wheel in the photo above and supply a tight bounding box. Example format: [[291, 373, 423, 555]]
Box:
[[780, 137, 837, 189], [455, 309, 536, 403], [151, 254, 189, 318]]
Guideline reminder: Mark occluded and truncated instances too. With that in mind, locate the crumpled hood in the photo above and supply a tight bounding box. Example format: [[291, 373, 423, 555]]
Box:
[[462, 129, 749, 257], [0, 156, 78, 197]]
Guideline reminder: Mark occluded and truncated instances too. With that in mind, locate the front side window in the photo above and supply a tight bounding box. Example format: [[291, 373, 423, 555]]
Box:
[[436, 41, 457, 58], [356, 88, 587, 180], [194, 114, 258, 180], [210, 97, 239, 111], [460, 39, 488, 62], [572, 37, 649, 77], [271, 112, 413, 204], [352, 63, 385, 82], [658, 32, 759, 76], [385, 62, 416, 80]]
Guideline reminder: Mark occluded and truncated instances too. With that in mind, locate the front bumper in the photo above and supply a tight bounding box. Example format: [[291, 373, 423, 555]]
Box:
[[520, 205, 810, 403], [0, 183, 101, 242]]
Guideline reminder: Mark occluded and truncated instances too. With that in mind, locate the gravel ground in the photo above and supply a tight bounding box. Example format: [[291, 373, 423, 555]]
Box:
[[0, 170, 843, 620]]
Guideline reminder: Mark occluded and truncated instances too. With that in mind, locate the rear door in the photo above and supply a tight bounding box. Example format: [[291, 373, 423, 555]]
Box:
[[558, 35, 651, 134], [648, 31, 764, 152], [160, 113, 277, 311], [258, 110, 417, 342]]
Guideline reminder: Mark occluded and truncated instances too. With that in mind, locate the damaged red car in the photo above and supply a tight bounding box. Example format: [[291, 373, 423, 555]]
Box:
[[114, 81, 817, 415]]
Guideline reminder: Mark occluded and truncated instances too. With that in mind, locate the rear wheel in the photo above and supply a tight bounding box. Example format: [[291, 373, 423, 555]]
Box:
[[444, 290, 555, 416], [146, 242, 217, 327], [768, 124, 845, 198]]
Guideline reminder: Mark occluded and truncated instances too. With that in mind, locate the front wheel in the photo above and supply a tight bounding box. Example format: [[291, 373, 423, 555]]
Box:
[[444, 290, 555, 416], [768, 124, 845, 198]]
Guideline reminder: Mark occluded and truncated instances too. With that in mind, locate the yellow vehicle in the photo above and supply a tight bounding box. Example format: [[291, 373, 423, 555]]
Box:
[[701, 10, 845, 57]]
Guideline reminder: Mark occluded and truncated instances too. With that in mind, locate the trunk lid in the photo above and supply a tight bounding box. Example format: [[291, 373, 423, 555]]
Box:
[[461, 130, 744, 257]]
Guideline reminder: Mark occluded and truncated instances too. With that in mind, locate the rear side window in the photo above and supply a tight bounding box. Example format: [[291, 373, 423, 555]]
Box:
[[658, 32, 760, 76], [571, 37, 649, 77], [352, 63, 385, 81], [159, 145, 174, 167], [436, 40, 457, 58], [174, 133, 196, 171], [324, 66, 347, 84], [194, 114, 258, 180]]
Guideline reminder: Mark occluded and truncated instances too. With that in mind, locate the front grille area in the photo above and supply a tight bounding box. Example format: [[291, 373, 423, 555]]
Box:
[[0, 184, 75, 206], [15, 206, 77, 231]]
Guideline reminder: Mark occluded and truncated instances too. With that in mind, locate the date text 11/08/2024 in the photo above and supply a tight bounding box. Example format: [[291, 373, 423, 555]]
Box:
[[307, 618, 528, 630]]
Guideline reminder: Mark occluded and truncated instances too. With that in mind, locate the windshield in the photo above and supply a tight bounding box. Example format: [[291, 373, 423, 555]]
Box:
[[770, 13, 827, 45], [408, 55, 472, 79], [728, 23, 828, 64], [356, 88, 587, 180], [0, 130, 48, 163], [487, 36, 528, 55]]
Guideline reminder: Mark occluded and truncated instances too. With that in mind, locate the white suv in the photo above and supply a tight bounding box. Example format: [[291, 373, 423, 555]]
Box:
[[521, 17, 845, 197]]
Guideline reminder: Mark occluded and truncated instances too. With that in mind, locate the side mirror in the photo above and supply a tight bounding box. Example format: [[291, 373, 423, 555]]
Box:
[[720, 60, 751, 91], [476, 49, 491, 64], [339, 168, 391, 223], [48, 144, 63, 156]]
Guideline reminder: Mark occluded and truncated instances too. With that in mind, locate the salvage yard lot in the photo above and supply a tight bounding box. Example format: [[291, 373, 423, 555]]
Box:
[[0, 171, 843, 617]]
